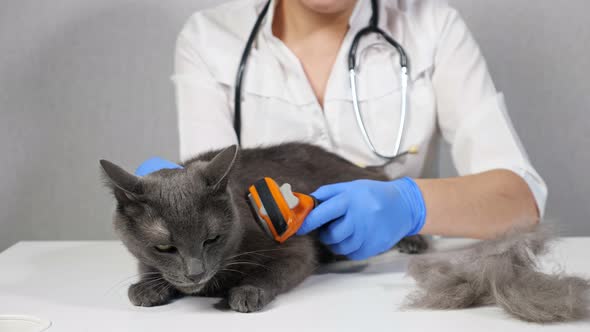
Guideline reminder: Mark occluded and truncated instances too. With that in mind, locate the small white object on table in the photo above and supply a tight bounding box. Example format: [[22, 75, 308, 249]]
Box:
[[0, 238, 589, 332]]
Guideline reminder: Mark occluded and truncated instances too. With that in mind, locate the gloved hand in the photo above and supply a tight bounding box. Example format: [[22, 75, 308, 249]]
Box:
[[297, 177, 427, 260], [135, 157, 183, 176]]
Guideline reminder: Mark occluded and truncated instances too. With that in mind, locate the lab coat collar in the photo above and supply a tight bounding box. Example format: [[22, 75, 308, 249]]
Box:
[[238, 0, 434, 103], [326, 2, 435, 102], [260, 0, 277, 38], [349, 0, 389, 34]]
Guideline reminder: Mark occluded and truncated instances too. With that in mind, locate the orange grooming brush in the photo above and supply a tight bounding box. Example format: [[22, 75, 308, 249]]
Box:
[[247, 177, 317, 243]]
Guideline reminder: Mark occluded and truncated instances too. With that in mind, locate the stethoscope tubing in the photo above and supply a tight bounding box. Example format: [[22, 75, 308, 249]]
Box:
[[233, 0, 272, 141], [234, 0, 410, 162]]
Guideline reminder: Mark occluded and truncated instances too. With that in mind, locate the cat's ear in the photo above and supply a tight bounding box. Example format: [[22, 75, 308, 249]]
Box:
[[100, 159, 144, 202], [203, 145, 239, 190]]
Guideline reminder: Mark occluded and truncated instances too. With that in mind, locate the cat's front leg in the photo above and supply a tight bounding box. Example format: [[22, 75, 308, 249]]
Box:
[[128, 279, 179, 307], [128, 263, 180, 307], [227, 237, 317, 313]]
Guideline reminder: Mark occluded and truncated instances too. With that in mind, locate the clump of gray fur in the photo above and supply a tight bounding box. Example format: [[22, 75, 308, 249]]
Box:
[[404, 226, 590, 323]]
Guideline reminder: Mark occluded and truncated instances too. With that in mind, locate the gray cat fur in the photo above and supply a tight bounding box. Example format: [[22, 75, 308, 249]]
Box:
[[405, 225, 590, 323], [100, 143, 427, 313]]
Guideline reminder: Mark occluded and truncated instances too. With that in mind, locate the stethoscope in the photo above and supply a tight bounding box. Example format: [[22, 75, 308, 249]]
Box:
[[234, 0, 415, 161]]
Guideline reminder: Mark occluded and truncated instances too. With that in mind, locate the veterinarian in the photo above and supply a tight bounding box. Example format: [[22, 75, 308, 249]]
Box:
[[146, 0, 547, 260]]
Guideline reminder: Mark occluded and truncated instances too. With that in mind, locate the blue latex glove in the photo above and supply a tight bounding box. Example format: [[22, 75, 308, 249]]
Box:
[[135, 157, 183, 176], [297, 177, 426, 260]]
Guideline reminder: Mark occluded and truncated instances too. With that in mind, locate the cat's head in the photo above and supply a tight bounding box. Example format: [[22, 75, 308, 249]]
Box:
[[100, 146, 242, 293]]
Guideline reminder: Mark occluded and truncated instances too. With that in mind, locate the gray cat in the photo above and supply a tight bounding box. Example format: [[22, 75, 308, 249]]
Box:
[[100, 143, 427, 313]]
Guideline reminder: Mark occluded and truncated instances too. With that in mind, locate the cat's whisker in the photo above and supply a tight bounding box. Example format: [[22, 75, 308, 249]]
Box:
[[231, 252, 274, 260], [150, 282, 166, 297], [133, 276, 167, 291], [226, 247, 289, 257], [211, 276, 222, 291], [165, 283, 178, 297], [225, 261, 272, 271], [136, 278, 166, 291], [134, 278, 168, 300], [154, 279, 173, 296], [225, 248, 290, 260], [108, 271, 162, 287], [158, 284, 172, 299], [103, 273, 164, 296], [220, 268, 246, 275], [225, 260, 267, 266]]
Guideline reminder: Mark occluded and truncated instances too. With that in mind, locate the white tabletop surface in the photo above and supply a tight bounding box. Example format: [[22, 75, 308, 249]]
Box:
[[0, 238, 589, 332]]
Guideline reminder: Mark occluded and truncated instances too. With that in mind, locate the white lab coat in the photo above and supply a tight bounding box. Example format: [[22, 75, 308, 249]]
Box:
[[172, 0, 547, 215]]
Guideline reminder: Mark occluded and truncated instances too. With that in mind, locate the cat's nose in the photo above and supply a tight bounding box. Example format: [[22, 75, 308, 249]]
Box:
[[186, 258, 204, 279], [186, 273, 204, 282]]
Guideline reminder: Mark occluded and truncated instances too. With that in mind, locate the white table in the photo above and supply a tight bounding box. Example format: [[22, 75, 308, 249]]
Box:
[[0, 239, 588, 331]]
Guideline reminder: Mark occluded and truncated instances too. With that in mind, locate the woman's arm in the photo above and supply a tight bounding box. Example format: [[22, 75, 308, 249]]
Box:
[[298, 4, 547, 260], [416, 169, 539, 239], [429, 3, 547, 225], [173, 25, 237, 161], [296, 170, 539, 260]]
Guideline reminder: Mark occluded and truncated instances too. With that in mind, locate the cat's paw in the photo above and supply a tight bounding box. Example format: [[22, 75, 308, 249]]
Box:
[[228, 285, 274, 313], [396, 235, 429, 254], [128, 280, 178, 307]]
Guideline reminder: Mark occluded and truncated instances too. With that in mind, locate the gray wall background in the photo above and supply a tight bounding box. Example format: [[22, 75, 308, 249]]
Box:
[[1, 0, 588, 252]]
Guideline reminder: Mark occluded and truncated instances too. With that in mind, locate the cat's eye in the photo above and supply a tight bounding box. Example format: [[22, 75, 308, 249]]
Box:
[[203, 235, 221, 247], [154, 244, 177, 253]]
